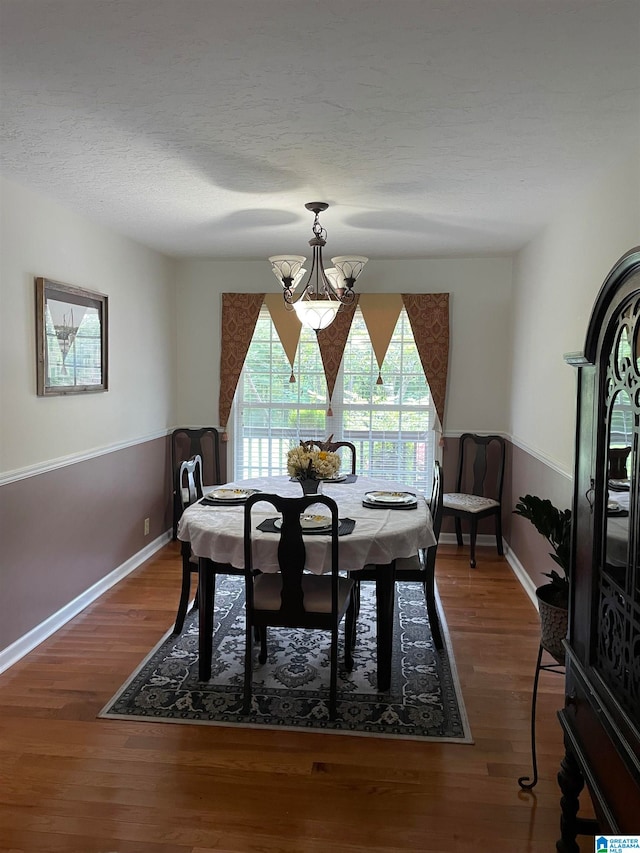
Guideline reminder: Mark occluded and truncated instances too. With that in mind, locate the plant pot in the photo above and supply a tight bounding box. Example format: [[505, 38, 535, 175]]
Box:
[[536, 583, 568, 664]]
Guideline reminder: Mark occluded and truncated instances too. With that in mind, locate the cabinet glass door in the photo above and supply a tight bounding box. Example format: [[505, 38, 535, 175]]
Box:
[[596, 296, 639, 723]]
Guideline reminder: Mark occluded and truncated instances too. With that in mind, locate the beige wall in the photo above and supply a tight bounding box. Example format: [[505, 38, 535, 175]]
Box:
[[0, 176, 177, 475], [510, 148, 640, 476]]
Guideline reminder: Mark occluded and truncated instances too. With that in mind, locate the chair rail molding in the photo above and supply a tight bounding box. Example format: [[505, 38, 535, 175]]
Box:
[[0, 429, 170, 486], [443, 431, 573, 481]]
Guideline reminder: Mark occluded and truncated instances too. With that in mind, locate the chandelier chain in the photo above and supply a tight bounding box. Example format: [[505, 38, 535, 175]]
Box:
[[312, 210, 327, 242]]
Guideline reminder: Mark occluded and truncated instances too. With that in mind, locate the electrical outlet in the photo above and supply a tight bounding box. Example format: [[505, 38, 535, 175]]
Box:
[[144, 517, 150, 536]]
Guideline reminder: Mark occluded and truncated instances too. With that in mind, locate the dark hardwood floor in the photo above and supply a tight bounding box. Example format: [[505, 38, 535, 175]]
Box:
[[0, 542, 594, 852]]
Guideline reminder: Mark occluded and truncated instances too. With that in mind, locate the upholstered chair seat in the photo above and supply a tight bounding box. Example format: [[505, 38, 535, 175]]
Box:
[[253, 573, 354, 614], [443, 493, 500, 513]]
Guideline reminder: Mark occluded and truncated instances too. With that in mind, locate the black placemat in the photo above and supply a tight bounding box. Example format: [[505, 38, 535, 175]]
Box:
[[257, 517, 356, 536]]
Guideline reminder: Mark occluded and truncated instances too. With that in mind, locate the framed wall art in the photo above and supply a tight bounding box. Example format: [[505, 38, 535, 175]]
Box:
[[35, 277, 109, 396]]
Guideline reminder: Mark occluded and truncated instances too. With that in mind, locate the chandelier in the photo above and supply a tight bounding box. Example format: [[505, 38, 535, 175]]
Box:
[[268, 202, 368, 331]]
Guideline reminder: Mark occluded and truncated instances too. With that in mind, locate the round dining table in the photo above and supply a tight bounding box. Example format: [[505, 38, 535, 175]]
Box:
[[177, 474, 436, 690]]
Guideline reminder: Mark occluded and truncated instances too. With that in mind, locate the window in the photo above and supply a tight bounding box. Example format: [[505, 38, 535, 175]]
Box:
[[234, 306, 437, 493]]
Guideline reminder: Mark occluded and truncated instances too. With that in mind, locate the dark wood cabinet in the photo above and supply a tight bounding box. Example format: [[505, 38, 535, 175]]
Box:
[[558, 247, 640, 849]]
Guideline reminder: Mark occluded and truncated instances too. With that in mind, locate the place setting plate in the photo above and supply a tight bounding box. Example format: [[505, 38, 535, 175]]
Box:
[[260, 513, 354, 535], [320, 473, 348, 483], [273, 514, 332, 531], [201, 488, 261, 506], [362, 490, 418, 510]]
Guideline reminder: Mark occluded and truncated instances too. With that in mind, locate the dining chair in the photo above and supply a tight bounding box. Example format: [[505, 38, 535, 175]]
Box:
[[173, 455, 204, 634], [174, 455, 245, 635], [349, 460, 445, 650], [242, 492, 356, 720], [171, 427, 222, 538], [305, 438, 357, 475], [442, 433, 506, 568]]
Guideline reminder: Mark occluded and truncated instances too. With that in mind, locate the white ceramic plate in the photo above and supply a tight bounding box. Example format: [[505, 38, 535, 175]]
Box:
[[321, 473, 348, 482], [274, 514, 332, 530], [364, 490, 416, 505], [208, 488, 253, 501]]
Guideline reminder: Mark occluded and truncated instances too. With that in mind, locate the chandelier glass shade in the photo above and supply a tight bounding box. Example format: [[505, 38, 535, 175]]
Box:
[[268, 202, 368, 331]]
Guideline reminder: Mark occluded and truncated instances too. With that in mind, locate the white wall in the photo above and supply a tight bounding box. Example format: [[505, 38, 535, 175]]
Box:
[[510, 148, 640, 475], [174, 256, 514, 434], [0, 177, 177, 476]]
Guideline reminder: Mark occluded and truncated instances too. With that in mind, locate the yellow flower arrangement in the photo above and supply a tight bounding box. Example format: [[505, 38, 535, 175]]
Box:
[[286, 442, 341, 480]]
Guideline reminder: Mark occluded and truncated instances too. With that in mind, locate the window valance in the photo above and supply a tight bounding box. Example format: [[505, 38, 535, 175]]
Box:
[[219, 292, 449, 439]]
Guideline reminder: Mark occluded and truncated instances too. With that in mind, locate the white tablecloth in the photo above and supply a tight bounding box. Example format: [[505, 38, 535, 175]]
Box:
[[177, 475, 435, 575]]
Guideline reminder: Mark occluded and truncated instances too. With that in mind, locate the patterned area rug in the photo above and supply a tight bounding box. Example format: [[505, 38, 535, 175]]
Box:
[[100, 576, 472, 742]]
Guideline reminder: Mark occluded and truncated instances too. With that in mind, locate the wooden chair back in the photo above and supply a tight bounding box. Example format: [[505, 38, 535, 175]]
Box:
[[243, 493, 341, 626], [177, 455, 204, 510], [428, 459, 444, 540], [171, 427, 221, 537], [455, 433, 506, 502], [303, 439, 357, 475]]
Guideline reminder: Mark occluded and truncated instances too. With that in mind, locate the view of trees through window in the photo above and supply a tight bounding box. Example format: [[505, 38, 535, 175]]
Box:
[[233, 306, 436, 493]]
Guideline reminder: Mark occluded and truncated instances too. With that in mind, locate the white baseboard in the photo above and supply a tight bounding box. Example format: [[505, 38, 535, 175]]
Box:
[[504, 543, 539, 609], [439, 533, 539, 610], [0, 531, 171, 674]]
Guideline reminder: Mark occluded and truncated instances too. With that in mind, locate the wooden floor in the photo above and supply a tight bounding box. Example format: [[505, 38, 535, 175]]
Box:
[[0, 542, 596, 853]]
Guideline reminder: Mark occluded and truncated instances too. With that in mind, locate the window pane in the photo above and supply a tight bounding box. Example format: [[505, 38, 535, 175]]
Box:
[[234, 306, 436, 492]]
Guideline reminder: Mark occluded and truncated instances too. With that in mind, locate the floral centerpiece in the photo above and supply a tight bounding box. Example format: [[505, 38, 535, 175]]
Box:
[[286, 441, 341, 483]]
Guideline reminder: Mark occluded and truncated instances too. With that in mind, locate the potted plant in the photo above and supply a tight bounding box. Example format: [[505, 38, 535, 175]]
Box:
[[513, 494, 571, 663]]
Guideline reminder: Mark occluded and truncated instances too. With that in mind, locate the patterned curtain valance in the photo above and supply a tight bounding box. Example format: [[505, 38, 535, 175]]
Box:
[[402, 293, 449, 430], [219, 292, 450, 438], [219, 293, 264, 438]]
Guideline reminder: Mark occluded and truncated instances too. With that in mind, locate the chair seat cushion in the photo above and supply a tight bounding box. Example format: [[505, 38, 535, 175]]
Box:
[[443, 492, 499, 513], [253, 573, 354, 614]]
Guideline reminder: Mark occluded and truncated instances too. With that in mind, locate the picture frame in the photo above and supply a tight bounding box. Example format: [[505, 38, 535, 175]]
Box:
[[35, 277, 109, 396]]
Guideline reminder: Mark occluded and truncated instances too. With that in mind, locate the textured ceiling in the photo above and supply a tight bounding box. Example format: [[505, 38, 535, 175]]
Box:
[[1, 0, 638, 259]]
